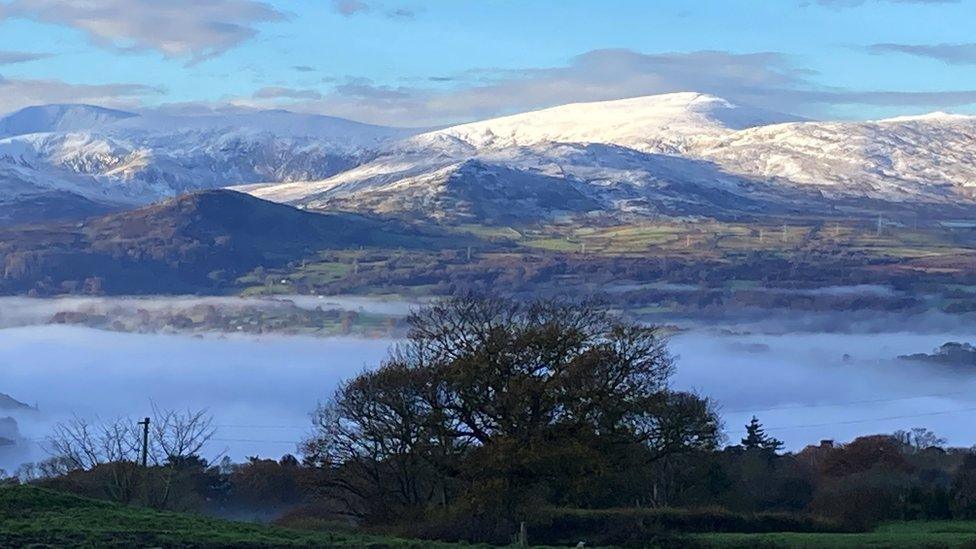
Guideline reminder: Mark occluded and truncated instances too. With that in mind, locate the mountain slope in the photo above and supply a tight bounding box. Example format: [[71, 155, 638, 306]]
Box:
[[0, 190, 442, 294], [0, 107, 424, 223], [283, 158, 603, 223], [5, 93, 976, 226], [404, 92, 799, 155], [245, 93, 976, 222], [247, 141, 815, 222], [695, 113, 976, 201], [0, 104, 136, 138]]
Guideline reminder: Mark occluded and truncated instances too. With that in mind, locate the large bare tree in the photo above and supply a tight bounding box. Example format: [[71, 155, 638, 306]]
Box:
[[303, 296, 719, 521]]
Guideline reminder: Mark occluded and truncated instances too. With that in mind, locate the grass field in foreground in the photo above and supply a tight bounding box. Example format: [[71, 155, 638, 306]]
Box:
[[0, 484, 465, 548], [11, 483, 976, 548], [696, 520, 976, 548]]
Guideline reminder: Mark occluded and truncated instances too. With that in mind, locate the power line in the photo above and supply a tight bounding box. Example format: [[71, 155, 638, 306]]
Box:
[[215, 424, 308, 429], [728, 406, 976, 435], [723, 391, 969, 415], [215, 406, 976, 443], [211, 437, 299, 444], [16, 398, 976, 447]]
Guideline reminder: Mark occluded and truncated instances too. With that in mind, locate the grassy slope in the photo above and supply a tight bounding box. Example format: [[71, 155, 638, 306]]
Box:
[[696, 521, 976, 548], [7, 484, 976, 548], [0, 484, 460, 548]]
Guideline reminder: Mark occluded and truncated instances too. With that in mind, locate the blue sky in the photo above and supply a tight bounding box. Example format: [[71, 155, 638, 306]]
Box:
[[0, 0, 974, 126]]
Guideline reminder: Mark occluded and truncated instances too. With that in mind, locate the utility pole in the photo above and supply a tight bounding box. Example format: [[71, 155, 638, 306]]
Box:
[[138, 417, 150, 467]]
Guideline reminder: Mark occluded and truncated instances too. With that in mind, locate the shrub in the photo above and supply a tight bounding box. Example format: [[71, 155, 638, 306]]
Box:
[[522, 507, 847, 547]]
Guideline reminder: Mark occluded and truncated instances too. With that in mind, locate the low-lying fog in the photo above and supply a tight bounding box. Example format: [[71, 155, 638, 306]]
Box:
[[3, 295, 976, 473], [0, 294, 420, 328], [0, 326, 393, 472], [672, 330, 976, 447]]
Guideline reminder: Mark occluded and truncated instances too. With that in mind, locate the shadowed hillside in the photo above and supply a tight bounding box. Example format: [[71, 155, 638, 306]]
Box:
[[0, 190, 452, 295]]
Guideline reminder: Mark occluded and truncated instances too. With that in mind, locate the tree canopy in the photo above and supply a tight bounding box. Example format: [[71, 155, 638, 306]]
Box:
[[302, 296, 720, 530]]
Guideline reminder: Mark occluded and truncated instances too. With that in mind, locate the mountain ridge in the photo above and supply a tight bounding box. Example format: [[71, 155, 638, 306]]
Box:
[[0, 104, 137, 138], [245, 93, 976, 221], [4, 92, 976, 225], [0, 107, 425, 223]]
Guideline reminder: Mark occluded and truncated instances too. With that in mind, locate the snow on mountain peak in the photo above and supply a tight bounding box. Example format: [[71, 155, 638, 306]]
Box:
[[108, 109, 420, 147], [877, 111, 975, 124], [0, 104, 137, 138], [5, 93, 976, 225], [406, 92, 800, 154]]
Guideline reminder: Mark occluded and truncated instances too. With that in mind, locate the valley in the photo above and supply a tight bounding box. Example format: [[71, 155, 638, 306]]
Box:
[[4, 305, 976, 475], [5, 190, 976, 323], [230, 213, 976, 323]]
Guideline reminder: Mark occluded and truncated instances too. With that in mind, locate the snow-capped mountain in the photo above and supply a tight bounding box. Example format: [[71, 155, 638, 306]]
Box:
[[244, 140, 797, 222], [0, 104, 136, 138], [245, 92, 976, 221], [402, 92, 801, 155], [0, 106, 421, 223], [4, 92, 976, 225], [695, 113, 976, 201]]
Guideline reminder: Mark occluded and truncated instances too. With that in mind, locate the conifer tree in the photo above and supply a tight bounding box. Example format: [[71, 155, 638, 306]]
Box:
[[741, 416, 784, 452]]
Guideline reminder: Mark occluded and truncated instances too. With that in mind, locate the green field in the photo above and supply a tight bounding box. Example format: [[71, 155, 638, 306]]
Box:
[[0, 485, 463, 548], [7, 484, 976, 548], [478, 217, 976, 260], [697, 521, 976, 548], [228, 215, 976, 309]]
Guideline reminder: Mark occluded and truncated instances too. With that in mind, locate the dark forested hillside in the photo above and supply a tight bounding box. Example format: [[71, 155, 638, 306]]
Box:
[[0, 190, 448, 295]]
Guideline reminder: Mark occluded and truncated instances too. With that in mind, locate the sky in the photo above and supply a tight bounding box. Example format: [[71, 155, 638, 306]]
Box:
[[0, 0, 975, 126]]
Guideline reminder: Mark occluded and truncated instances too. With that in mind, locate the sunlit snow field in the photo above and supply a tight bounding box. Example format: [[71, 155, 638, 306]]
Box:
[[3, 298, 976, 472]]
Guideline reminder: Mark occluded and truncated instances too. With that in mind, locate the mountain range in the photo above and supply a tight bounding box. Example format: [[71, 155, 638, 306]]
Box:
[[2, 92, 976, 225]]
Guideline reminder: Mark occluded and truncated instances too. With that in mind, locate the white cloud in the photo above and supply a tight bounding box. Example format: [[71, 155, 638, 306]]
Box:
[[229, 48, 976, 127], [866, 43, 976, 65], [0, 0, 284, 63], [0, 75, 162, 114], [253, 86, 323, 100], [0, 51, 49, 65], [232, 49, 809, 126], [331, 0, 370, 16], [329, 0, 417, 19], [6, 47, 974, 127]]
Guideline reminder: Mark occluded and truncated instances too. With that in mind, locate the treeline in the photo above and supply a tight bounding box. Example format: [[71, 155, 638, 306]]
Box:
[[4, 297, 976, 546]]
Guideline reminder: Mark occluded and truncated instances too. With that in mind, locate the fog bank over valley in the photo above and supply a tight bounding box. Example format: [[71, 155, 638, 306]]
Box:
[[3, 297, 976, 472], [0, 295, 421, 329], [0, 326, 393, 472]]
